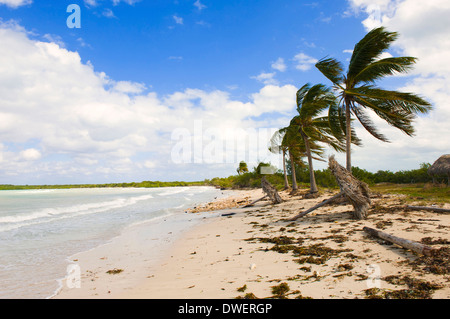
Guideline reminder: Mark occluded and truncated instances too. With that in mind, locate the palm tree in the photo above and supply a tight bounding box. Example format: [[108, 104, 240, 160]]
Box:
[[269, 130, 290, 190], [279, 121, 325, 193], [290, 83, 347, 193], [237, 161, 249, 175], [315, 27, 432, 172]]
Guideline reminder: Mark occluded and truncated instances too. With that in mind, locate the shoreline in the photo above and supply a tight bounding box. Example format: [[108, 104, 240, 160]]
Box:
[[54, 188, 449, 299], [52, 188, 255, 299]]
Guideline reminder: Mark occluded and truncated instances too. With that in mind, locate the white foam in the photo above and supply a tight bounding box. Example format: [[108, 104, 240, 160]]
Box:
[[0, 194, 154, 232]]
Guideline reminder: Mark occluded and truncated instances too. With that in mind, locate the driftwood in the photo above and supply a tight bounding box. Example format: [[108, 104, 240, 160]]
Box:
[[242, 195, 268, 208], [406, 205, 450, 214], [288, 192, 343, 221], [261, 177, 283, 204], [363, 227, 435, 257], [329, 156, 371, 220]]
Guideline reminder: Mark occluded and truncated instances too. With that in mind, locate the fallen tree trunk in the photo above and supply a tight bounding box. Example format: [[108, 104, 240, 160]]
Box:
[[406, 205, 450, 214], [363, 227, 435, 257], [261, 177, 283, 204], [329, 155, 371, 220], [288, 192, 343, 221], [243, 195, 268, 208]]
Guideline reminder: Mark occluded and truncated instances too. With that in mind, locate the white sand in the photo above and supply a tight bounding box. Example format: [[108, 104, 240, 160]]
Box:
[[54, 188, 450, 299]]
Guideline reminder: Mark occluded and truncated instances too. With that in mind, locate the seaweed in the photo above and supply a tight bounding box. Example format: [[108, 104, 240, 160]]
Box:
[[236, 284, 247, 292], [235, 292, 259, 299], [106, 268, 123, 275], [270, 282, 290, 299], [421, 237, 450, 245], [364, 275, 443, 299], [410, 247, 450, 275]]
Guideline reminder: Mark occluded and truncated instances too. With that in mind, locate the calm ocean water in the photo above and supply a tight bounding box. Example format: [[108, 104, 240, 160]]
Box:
[[0, 186, 224, 299]]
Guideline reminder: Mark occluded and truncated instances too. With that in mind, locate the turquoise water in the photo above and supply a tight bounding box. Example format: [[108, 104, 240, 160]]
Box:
[[0, 186, 223, 299]]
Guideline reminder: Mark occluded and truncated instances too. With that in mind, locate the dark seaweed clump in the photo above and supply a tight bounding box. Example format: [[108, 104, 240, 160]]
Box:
[[364, 275, 443, 299], [411, 247, 450, 275]]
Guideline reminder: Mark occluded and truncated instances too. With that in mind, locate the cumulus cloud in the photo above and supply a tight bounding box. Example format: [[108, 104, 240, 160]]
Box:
[[173, 15, 183, 25], [0, 23, 296, 183], [271, 58, 287, 72], [194, 0, 206, 11], [20, 148, 41, 161], [250, 72, 278, 85], [293, 52, 318, 71], [0, 0, 31, 8]]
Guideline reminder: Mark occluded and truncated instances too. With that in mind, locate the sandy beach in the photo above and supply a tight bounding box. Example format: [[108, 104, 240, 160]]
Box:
[[54, 187, 450, 299]]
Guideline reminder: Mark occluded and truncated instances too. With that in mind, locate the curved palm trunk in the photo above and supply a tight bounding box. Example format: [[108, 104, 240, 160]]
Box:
[[345, 98, 352, 172], [289, 152, 298, 192], [301, 132, 318, 193], [282, 151, 289, 190]]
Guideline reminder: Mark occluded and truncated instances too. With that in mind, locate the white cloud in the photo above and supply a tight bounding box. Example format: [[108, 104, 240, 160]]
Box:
[[0, 0, 31, 8], [250, 72, 278, 85], [271, 58, 287, 72], [293, 52, 318, 71], [111, 81, 146, 94], [20, 148, 41, 161], [194, 0, 206, 11], [103, 8, 116, 18], [0, 23, 297, 183], [84, 0, 98, 7], [112, 0, 140, 5], [173, 15, 184, 25]]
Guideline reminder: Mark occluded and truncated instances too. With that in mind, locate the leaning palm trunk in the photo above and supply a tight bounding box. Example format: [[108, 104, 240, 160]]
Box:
[[301, 132, 318, 193], [329, 155, 371, 219], [289, 152, 298, 192], [282, 151, 289, 190], [345, 98, 352, 172]]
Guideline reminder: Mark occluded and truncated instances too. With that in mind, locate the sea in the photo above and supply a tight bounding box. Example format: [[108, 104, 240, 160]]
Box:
[[0, 186, 226, 299]]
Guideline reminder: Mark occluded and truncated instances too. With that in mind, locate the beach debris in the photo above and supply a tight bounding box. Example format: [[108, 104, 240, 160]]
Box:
[[249, 263, 256, 270], [237, 284, 247, 292], [363, 227, 436, 257], [261, 177, 283, 204], [243, 195, 268, 208], [406, 205, 450, 214], [288, 192, 343, 221], [329, 155, 371, 219], [221, 212, 236, 217], [186, 196, 252, 213], [106, 268, 123, 275]]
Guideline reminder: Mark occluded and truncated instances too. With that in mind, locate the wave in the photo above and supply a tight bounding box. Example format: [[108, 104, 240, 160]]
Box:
[[0, 194, 154, 232], [157, 188, 189, 196]]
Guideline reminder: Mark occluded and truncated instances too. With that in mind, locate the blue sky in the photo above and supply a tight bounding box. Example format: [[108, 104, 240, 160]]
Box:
[[0, 0, 449, 184], [0, 1, 364, 96]]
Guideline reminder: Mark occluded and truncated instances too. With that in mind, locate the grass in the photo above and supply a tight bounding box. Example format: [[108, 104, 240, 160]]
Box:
[[370, 183, 450, 204]]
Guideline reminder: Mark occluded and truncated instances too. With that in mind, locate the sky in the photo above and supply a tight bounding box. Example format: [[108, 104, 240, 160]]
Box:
[[0, 0, 449, 185]]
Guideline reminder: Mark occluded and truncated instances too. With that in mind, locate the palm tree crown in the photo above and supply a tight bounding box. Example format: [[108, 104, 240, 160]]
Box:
[[315, 27, 432, 171]]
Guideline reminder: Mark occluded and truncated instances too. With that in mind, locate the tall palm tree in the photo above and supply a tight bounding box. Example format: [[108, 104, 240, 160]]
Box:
[[290, 83, 347, 193], [315, 27, 432, 172]]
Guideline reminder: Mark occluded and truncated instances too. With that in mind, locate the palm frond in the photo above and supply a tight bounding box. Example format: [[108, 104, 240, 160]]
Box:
[[315, 57, 345, 85], [351, 103, 390, 142], [348, 27, 399, 83], [353, 56, 417, 84], [296, 83, 311, 109], [348, 85, 432, 115]]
